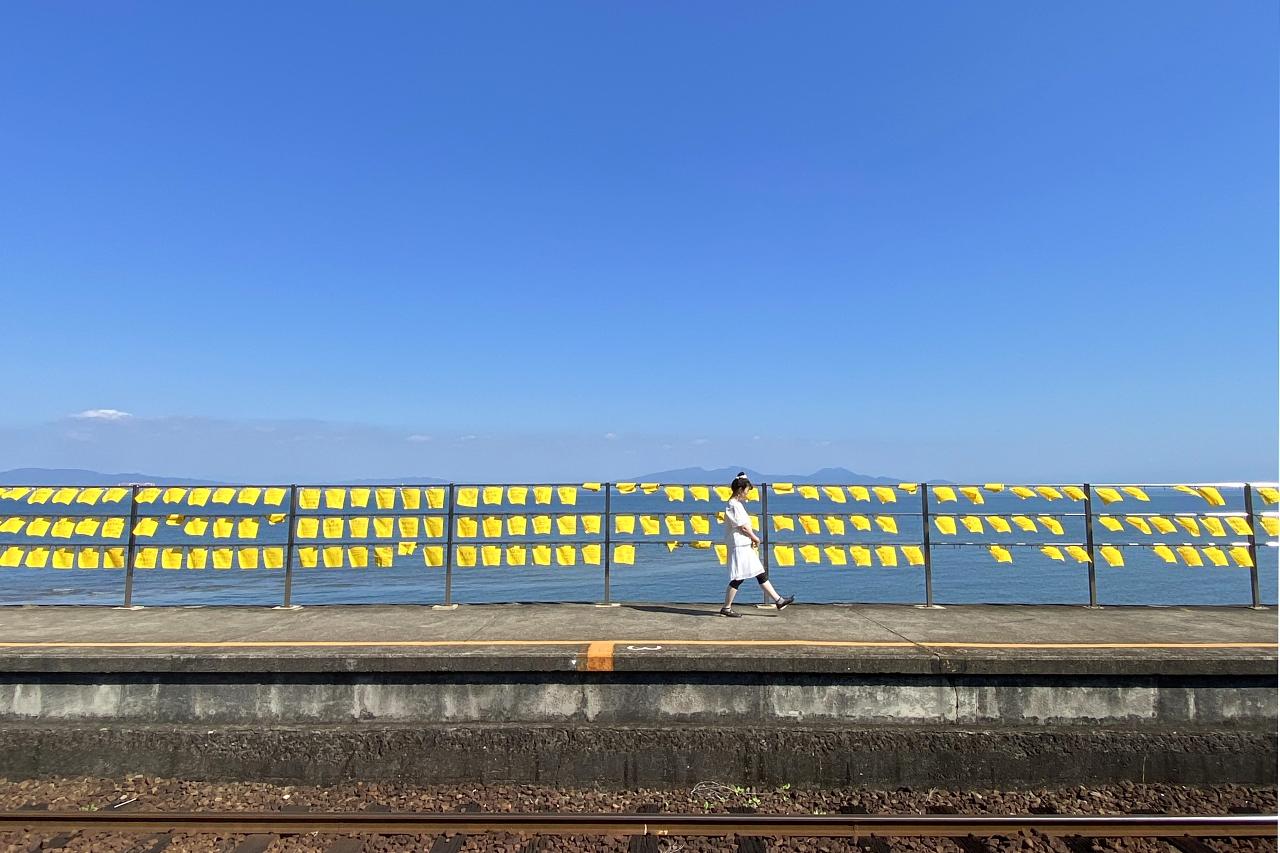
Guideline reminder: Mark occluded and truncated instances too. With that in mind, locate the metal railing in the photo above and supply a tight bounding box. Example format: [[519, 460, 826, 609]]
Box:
[[0, 481, 1275, 609]]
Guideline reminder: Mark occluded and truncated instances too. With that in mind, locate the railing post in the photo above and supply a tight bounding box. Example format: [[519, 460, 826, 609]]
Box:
[[760, 483, 770, 604], [121, 485, 140, 608], [917, 484, 940, 609], [601, 483, 612, 605], [442, 483, 456, 608], [1243, 484, 1263, 609], [280, 484, 299, 609], [1083, 483, 1100, 609]]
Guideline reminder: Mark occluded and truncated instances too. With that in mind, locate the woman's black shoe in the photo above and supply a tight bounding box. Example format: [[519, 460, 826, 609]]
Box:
[[776, 595, 795, 611], [719, 607, 741, 618]]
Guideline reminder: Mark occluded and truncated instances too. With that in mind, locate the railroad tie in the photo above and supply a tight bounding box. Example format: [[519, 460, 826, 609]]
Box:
[[130, 833, 174, 853], [1167, 837, 1219, 853], [628, 802, 663, 853], [840, 803, 889, 853], [227, 834, 277, 853], [729, 805, 767, 853], [428, 800, 482, 853]]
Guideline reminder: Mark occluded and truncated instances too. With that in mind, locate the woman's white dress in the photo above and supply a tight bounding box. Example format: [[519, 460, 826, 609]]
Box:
[[723, 498, 765, 581]]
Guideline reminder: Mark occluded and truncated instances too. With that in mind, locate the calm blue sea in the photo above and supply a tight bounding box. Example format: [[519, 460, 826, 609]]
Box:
[[0, 485, 1275, 608]]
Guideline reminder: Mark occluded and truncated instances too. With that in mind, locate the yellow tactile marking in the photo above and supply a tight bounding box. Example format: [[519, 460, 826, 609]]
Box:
[[585, 641, 616, 671], [0, 640, 1271, 650]]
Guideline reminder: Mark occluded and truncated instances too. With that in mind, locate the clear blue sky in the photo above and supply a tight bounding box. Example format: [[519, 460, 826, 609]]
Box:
[[1, 2, 1275, 482]]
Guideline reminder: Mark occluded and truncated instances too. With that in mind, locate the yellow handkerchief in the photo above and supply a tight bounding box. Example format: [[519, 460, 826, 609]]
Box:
[[1099, 546, 1124, 567], [874, 545, 898, 566], [1037, 516, 1064, 536], [985, 516, 1011, 533]]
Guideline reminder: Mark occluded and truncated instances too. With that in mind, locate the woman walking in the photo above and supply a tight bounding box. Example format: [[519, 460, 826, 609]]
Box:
[[720, 472, 795, 617]]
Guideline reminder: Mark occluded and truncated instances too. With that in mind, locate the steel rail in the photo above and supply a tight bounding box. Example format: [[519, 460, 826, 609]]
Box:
[[0, 811, 1274, 838]]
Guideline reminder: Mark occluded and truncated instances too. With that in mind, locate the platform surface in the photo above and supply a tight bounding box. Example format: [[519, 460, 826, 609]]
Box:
[[0, 603, 1273, 675]]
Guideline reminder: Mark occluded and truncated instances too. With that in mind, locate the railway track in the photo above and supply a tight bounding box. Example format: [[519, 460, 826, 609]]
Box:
[[0, 810, 1274, 838]]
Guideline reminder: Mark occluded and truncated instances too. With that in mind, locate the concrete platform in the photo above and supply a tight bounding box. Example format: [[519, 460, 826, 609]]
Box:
[[0, 603, 1273, 676], [0, 604, 1273, 787]]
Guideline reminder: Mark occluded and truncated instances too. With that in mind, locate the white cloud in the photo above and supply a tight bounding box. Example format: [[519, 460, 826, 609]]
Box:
[[692, 437, 709, 445], [406, 434, 433, 443], [604, 432, 617, 440], [73, 409, 132, 421]]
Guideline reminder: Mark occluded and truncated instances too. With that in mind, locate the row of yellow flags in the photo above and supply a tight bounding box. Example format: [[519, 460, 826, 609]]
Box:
[[5, 483, 1275, 508], [3, 510, 1276, 542], [931, 514, 1278, 538], [0, 541, 1258, 570], [0, 542, 631, 570], [2, 511, 1277, 542]]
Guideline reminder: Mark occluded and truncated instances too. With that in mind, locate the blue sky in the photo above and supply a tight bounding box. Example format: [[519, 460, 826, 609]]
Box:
[[1, 2, 1275, 482]]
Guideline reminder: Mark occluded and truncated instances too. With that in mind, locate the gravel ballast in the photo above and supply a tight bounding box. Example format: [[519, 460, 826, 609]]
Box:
[[0, 777, 1273, 853]]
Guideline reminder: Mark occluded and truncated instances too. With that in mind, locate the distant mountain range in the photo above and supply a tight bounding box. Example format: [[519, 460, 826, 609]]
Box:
[[0, 468, 451, 486], [0, 466, 898, 486], [627, 466, 901, 484]]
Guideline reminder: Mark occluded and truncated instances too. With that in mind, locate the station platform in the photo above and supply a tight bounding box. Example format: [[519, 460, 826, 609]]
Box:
[[0, 602, 1273, 675], [1, 604, 1274, 788]]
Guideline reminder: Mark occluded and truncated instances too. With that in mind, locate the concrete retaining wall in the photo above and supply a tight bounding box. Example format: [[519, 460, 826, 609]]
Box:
[[0, 723, 1273, 788], [0, 672, 1273, 727]]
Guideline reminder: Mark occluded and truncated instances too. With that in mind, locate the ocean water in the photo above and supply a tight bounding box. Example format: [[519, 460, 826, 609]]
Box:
[[0, 484, 1275, 608]]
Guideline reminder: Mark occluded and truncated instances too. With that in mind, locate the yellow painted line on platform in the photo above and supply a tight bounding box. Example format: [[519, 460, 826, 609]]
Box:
[[0, 640, 1272, 650], [585, 641, 615, 671]]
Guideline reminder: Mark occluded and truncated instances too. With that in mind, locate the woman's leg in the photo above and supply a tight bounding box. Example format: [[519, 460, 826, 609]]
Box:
[[759, 579, 782, 603], [756, 571, 783, 604], [723, 578, 744, 609]]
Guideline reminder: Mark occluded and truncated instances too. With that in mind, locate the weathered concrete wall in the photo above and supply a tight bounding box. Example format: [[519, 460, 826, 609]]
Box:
[[0, 672, 1272, 727], [0, 723, 1272, 788]]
